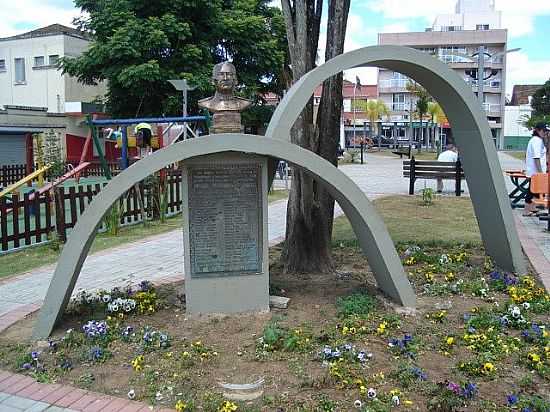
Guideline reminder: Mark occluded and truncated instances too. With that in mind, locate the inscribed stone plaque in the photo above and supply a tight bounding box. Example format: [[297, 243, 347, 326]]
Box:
[[188, 163, 262, 277]]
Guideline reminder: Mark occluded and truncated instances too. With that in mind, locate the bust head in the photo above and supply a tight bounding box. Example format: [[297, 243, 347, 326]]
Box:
[[213, 61, 237, 94]]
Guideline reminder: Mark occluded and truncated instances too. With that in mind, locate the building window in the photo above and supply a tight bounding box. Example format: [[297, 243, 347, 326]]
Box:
[[49, 55, 60, 66], [0, 59, 5, 71], [14, 58, 26, 83], [34, 56, 45, 67], [392, 93, 405, 111], [476, 24, 490, 31], [442, 25, 462, 32]]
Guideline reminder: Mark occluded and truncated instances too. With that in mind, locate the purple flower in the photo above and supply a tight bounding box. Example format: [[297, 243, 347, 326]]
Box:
[[504, 274, 518, 286], [411, 367, 427, 380], [89, 346, 103, 361], [507, 394, 519, 406], [468, 326, 476, 334], [446, 381, 460, 394], [531, 323, 542, 336], [461, 383, 477, 399], [403, 333, 413, 343], [343, 343, 353, 351], [139, 281, 152, 291], [31, 351, 39, 361], [522, 408, 532, 412], [22, 363, 31, 370], [489, 271, 501, 281]]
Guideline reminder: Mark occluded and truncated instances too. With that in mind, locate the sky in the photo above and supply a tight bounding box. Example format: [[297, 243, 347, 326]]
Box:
[[1, 0, 548, 97]]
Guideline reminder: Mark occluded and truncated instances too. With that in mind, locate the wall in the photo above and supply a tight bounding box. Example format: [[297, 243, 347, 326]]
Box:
[[503, 105, 532, 150], [0, 35, 65, 112], [63, 36, 107, 104]]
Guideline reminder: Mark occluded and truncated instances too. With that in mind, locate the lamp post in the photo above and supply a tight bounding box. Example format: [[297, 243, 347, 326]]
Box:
[[168, 79, 196, 139]]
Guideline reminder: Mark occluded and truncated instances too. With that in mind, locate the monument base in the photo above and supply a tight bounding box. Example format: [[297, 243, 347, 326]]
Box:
[[181, 153, 269, 314]]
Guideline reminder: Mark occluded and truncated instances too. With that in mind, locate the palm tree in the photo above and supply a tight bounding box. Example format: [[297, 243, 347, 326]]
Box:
[[428, 102, 445, 149], [406, 82, 431, 151], [365, 100, 390, 140]]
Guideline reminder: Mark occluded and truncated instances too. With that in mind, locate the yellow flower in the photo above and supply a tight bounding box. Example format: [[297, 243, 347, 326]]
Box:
[[360, 385, 367, 395], [376, 322, 387, 335], [175, 400, 188, 412], [482, 362, 495, 374], [528, 353, 541, 363], [219, 401, 238, 412], [445, 272, 455, 281], [342, 326, 350, 335], [404, 400, 413, 406], [446, 337, 455, 346]]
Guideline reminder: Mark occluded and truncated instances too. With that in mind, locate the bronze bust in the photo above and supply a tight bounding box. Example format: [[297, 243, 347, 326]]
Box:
[[198, 62, 252, 134]]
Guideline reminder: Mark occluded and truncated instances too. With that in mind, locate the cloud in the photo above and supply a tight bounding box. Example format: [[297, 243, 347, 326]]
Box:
[[380, 23, 411, 34], [506, 52, 550, 96], [0, 0, 78, 37]]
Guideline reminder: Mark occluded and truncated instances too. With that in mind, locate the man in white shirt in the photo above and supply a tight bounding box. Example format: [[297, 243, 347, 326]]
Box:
[[437, 144, 459, 192], [523, 122, 549, 215]]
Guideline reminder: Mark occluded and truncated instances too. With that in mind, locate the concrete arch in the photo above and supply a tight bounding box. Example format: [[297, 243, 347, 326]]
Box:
[[265, 45, 525, 274], [33, 134, 415, 339]]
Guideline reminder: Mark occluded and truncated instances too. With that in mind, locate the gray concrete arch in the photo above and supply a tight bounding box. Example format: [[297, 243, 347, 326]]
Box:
[[33, 134, 415, 339], [265, 45, 525, 274]]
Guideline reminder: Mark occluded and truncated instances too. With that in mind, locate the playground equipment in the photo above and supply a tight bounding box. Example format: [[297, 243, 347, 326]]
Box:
[[0, 164, 52, 199]]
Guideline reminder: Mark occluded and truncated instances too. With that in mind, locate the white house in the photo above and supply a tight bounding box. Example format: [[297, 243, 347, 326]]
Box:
[[0, 24, 106, 113]]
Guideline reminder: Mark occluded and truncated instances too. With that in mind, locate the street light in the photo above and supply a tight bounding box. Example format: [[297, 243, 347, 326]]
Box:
[[168, 79, 196, 140]]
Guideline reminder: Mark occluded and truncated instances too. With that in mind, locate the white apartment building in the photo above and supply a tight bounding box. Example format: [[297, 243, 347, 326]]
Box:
[[0, 24, 106, 113], [377, 0, 507, 148]]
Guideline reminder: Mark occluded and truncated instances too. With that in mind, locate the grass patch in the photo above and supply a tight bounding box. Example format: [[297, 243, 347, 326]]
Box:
[[268, 189, 289, 203], [336, 293, 376, 318], [332, 195, 481, 246]]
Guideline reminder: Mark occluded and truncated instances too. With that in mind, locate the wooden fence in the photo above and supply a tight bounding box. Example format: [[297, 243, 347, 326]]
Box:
[[0, 168, 183, 252]]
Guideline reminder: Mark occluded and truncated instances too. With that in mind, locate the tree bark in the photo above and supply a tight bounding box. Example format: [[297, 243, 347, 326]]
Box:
[[281, 0, 350, 274]]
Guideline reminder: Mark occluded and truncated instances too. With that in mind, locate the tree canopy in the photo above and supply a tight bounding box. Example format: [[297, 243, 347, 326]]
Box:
[[531, 79, 550, 117], [63, 0, 288, 118]]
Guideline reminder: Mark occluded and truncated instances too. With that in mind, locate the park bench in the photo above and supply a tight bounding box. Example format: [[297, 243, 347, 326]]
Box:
[[403, 157, 464, 196], [391, 145, 412, 159]]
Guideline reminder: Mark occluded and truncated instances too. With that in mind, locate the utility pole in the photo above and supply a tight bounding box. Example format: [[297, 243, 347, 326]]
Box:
[[168, 79, 196, 140]]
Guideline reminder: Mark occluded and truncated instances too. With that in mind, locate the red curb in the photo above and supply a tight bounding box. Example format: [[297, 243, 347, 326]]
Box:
[[6, 375, 35, 394], [514, 215, 550, 291], [70, 393, 99, 410], [16, 381, 45, 398], [119, 402, 149, 412], [81, 396, 116, 412], [27, 383, 61, 401], [54, 388, 88, 408], [0, 373, 31, 393], [41, 385, 74, 404], [0, 370, 13, 383], [99, 397, 133, 412]]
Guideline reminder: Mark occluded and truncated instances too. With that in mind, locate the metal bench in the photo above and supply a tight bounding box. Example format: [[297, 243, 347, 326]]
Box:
[[403, 157, 464, 196], [391, 145, 412, 159]]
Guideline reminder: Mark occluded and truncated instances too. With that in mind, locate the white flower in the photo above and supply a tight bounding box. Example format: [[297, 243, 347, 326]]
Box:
[[391, 395, 400, 406], [127, 389, 135, 400], [101, 294, 111, 303], [155, 391, 163, 401], [439, 254, 450, 264], [509, 306, 521, 319], [522, 302, 530, 310], [354, 400, 362, 408], [367, 388, 377, 399]]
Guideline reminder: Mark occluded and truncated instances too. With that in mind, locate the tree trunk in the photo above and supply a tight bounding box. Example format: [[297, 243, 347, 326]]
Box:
[[280, 0, 349, 273]]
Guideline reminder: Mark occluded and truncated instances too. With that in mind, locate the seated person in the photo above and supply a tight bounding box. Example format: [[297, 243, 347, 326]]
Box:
[[437, 144, 458, 193], [135, 123, 153, 148]]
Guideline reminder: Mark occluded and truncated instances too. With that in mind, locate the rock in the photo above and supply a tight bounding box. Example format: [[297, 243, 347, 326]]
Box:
[[394, 306, 418, 316], [435, 301, 453, 310], [220, 378, 265, 401], [270, 295, 290, 309]]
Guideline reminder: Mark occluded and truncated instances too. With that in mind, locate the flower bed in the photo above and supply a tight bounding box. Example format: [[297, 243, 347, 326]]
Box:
[[0, 244, 548, 411]]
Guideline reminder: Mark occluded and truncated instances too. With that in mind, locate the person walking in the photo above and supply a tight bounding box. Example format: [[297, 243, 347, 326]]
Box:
[[436, 144, 458, 193], [523, 122, 549, 216]]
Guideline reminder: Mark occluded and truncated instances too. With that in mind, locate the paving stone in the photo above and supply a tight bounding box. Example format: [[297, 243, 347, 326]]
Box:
[[23, 401, 51, 411], [67, 394, 97, 410], [41, 386, 73, 405], [53, 388, 88, 408], [1, 393, 40, 409], [0, 391, 11, 402], [27, 384, 61, 402]]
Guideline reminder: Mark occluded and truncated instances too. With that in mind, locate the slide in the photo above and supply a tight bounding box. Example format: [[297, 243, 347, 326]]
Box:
[[0, 164, 52, 199], [27, 162, 91, 202]]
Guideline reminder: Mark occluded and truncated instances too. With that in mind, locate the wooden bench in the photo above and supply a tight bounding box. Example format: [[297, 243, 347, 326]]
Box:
[[403, 157, 465, 196], [392, 145, 412, 159]]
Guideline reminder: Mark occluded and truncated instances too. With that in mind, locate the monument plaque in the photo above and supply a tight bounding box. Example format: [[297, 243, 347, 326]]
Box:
[[188, 163, 262, 277], [182, 154, 269, 314]]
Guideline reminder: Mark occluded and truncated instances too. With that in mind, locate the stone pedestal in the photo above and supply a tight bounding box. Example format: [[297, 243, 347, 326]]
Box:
[[181, 154, 269, 314]]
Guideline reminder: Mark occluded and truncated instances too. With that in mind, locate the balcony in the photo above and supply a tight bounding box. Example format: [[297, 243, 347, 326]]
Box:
[[391, 102, 407, 112], [466, 79, 502, 92], [379, 79, 409, 93], [483, 103, 501, 115]]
